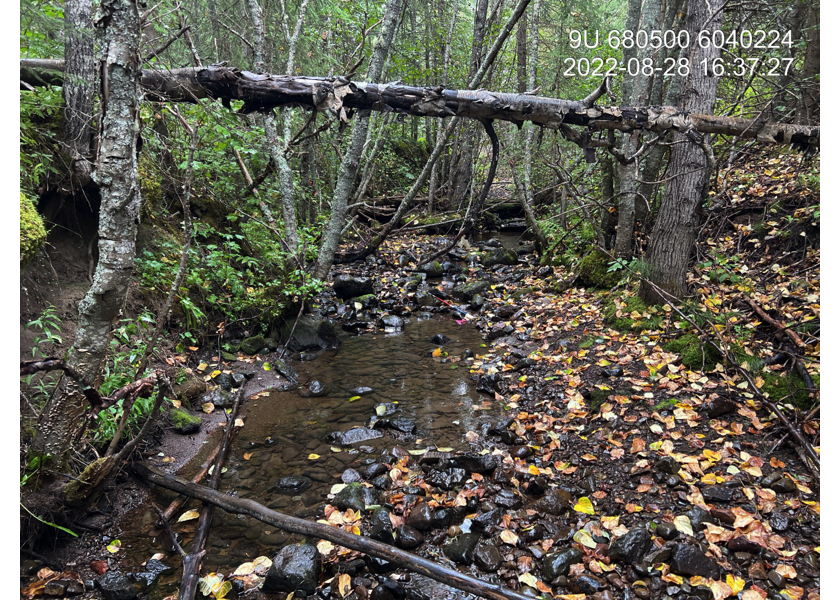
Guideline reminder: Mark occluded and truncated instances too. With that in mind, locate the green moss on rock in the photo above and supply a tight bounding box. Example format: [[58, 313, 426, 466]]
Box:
[[603, 293, 662, 332], [588, 388, 612, 411], [170, 407, 202, 434], [662, 334, 722, 371], [20, 192, 47, 267], [578, 248, 622, 289]]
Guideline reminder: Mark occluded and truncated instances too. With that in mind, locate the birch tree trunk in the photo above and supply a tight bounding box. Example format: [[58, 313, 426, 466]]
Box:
[[245, 0, 299, 249], [63, 0, 95, 183], [32, 0, 143, 463], [313, 0, 406, 279], [639, 0, 723, 303]]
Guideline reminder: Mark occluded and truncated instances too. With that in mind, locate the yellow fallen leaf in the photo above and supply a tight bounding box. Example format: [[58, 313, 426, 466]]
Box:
[[308, 453, 320, 460], [106, 539, 121, 553], [500, 530, 519, 545], [518, 573, 538, 588], [574, 497, 595, 515], [233, 562, 256, 576], [674, 515, 694, 537], [573, 530, 597, 548], [178, 509, 200, 522], [317, 540, 335, 555], [726, 574, 745, 594], [337, 573, 352, 596]]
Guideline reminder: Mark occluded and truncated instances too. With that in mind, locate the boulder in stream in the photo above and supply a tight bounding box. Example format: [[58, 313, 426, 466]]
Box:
[[263, 544, 321, 595], [281, 314, 339, 352], [333, 275, 374, 299], [328, 427, 384, 446]]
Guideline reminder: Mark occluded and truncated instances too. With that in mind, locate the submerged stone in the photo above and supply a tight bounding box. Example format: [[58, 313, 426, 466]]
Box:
[[263, 544, 321, 595]]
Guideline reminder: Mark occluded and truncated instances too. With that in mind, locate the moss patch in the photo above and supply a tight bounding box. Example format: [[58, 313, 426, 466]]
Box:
[[20, 192, 47, 267], [762, 371, 819, 409], [579, 247, 622, 289], [662, 334, 722, 371], [588, 387, 612, 412], [603, 293, 663, 332], [170, 407, 202, 434]]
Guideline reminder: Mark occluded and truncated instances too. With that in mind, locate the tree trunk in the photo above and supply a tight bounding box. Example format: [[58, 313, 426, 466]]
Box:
[[245, 0, 300, 249], [32, 0, 143, 464], [63, 0, 95, 183], [639, 0, 723, 303], [313, 0, 406, 279]]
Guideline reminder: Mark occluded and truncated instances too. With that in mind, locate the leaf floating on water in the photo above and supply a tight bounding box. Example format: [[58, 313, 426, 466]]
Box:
[[308, 453, 320, 460], [408, 449, 427, 455], [106, 539, 121, 553], [244, 452, 253, 460], [178, 510, 200, 523], [331, 446, 342, 453], [432, 347, 443, 357], [263, 362, 271, 371], [349, 396, 361, 402], [574, 497, 595, 515], [673, 515, 693, 537], [436, 447, 454, 452], [202, 402, 215, 414]]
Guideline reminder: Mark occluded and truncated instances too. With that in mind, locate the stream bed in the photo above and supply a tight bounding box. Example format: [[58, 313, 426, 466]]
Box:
[[125, 314, 504, 597]]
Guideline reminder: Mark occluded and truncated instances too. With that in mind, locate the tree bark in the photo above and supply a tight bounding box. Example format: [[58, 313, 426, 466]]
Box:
[[32, 0, 143, 463], [639, 0, 723, 303], [245, 0, 300, 249], [313, 0, 407, 279], [63, 0, 95, 182]]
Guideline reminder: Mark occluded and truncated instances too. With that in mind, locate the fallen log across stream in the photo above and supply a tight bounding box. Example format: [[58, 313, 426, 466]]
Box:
[[21, 60, 819, 149], [134, 464, 535, 600]]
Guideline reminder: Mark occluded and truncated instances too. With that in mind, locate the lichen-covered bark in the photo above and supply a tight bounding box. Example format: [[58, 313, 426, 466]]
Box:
[[63, 0, 95, 180], [33, 0, 142, 462], [313, 0, 406, 279], [640, 0, 723, 303]]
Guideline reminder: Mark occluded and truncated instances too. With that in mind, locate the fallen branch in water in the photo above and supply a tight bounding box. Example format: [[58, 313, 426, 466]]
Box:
[[134, 464, 534, 600]]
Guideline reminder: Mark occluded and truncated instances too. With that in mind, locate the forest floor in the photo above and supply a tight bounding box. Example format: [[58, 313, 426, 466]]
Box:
[[21, 151, 820, 600]]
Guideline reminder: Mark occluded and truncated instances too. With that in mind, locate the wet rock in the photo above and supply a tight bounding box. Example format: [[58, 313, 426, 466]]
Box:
[[769, 512, 791, 532], [370, 511, 394, 543], [406, 502, 434, 531], [426, 468, 467, 490], [482, 248, 518, 267], [273, 359, 299, 383], [510, 445, 532, 459], [656, 522, 678, 541], [334, 483, 378, 512], [529, 489, 573, 515], [395, 525, 425, 549], [476, 373, 503, 394], [212, 371, 234, 391], [415, 292, 437, 307], [669, 544, 720, 579], [703, 485, 735, 502], [343, 321, 371, 332], [474, 543, 503, 572], [430, 334, 451, 346], [609, 527, 652, 565], [263, 544, 321, 595], [334, 275, 374, 299], [359, 463, 389, 480], [643, 546, 672, 565], [493, 489, 522, 509], [329, 427, 384, 446], [487, 324, 514, 340], [203, 388, 234, 408], [768, 570, 785, 588], [300, 380, 328, 397], [727, 536, 762, 553], [602, 367, 624, 377], [352, 294, 380, 309], [169, 407, 201, 434], [430, 507, 457, 528], [571, 574, 607, 594], [685, 507, 715, 530], [542, 548, 583, 581], [770, 477, 798, 494], [274, 476, 311, 494], [706, 397, 738, 417], [471, 508, 502, 532], [282, 314, 339, 352], [374, 403, 399, 417], [452, 281, 490, 302], [444, 533, 480, 565], [451, 453, 501, 475], [655, 457, 680, 475], [376, 418, 416, 434], [420, 261, 444, 278], [378, 315, 405, 329], [240, 335, 266, 355], [231, 372, 248, 387], [372, 578, 406, 600], [351, 386, 375, 396], [95, 572, 140, 600], [371, 474, 392, 489], [513, 358, 536, 371], [470, 295, 484, 310]]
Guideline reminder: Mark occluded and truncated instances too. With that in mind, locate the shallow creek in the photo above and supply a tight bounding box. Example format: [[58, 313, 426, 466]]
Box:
[[126, 314, 505, 596]]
